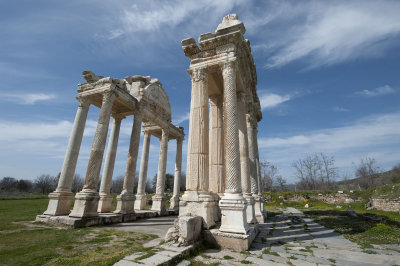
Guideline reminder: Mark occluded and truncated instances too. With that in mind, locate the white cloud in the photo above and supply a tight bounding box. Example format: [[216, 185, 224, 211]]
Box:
[[355, 85, 397, 97], [262, 1, 400, 68], [259, 92, 291, 110], [173, 112, 190, 124], [332, 106, 349, 112], [0, 93, 56, 105], [258, 112, 400, 181]]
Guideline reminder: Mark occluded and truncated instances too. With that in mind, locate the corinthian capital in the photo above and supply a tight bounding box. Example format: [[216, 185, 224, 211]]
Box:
[[78, 97, 90, 108], [102, 90, 116, 104], [220, 61, 235, 76], [191, 68, 208, 82]]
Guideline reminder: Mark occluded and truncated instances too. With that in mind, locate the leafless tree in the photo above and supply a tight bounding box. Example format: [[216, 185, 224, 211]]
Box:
[[111, 175, 124, 194], [355, 157, 381, 189], [391, 164, 400, 183], [276, 176, 287, 191], [71, 174, 84, 193], [34, 174, 57, 194], [293, 153, 338, 191], [260, 161, 284, 192]]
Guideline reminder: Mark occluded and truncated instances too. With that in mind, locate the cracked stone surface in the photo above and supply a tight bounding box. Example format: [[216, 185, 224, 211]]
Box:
[[190, 207, 400, 266]]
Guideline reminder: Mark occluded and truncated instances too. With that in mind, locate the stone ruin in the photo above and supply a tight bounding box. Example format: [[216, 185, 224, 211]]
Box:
[[37, 14, 265, 251], [165, 14, 266, 250], [37, 72, 184, 227]]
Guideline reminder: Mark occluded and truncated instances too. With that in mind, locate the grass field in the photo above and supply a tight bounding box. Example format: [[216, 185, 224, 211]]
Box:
[[0, 198, 157, 265]]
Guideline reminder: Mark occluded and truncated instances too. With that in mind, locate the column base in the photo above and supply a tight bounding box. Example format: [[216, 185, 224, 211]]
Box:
[[134, 194, 147, 210], [169, 195, 179, 210], [244, 194, 257, 224], [219, 193, 249, 234], [44, 191, 74, 216], [253, 194, 266, 223], [151, 195, 167, 215], [69, 190, 99, 218], [97, 194, 113, 213], [180, 191, 216, 228], [114, 192, 136, 214]]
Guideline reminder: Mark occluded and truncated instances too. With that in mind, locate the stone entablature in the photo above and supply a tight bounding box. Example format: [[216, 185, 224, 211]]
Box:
[[41, 70, 184, 220]]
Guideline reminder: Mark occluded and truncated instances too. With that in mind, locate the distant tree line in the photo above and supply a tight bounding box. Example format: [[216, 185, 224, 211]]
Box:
[[260, 153, 400, 192], [1, 171, 186, 195]]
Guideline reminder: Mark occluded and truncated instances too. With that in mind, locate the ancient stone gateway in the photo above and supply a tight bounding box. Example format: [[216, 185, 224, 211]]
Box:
[[174, 14, 265, 250], [38, 72, 184, 227]]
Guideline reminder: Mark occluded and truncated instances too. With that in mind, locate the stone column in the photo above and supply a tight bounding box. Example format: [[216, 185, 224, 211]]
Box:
[[237, 92, 257, 224], [98, 115, 123, 213], [70, 91, 115, 218], [44, 97, 90, 216], [219, 61, 249, 234], [254, 125, 267, 221], [115, 112, 143, 215], [180, 67, 215, 228], [247, 114, 263, 222], [209, 95, 224, 222], [151, 128, 168, 215], [134, 131, 151, 210], [170, 137, 183, 210]]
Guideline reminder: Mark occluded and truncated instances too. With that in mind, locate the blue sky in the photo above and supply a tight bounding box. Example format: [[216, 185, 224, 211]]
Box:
[[0, 0, 399, 184]]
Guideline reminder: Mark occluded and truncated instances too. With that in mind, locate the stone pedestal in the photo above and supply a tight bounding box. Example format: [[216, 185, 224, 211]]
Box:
[[151, 195, 167, 215], [212, 193, 222, 222], [98, 194, 113, 213], [69, 190, 100, 218], [169, 195, 179, 210], [134, 194, 147, 210], [180, 191, 216, 228], [44, 191, 75, 216], [253, 194, 266, 223], [115, 193, 136, 214], [219, 193, 249, 234], [243, 194, 257, 224]]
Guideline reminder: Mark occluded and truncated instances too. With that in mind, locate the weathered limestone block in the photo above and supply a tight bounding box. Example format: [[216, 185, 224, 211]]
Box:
[[165, 216, 202, 246], [180, 191, 216, 228], [69, 191, 100, 218]]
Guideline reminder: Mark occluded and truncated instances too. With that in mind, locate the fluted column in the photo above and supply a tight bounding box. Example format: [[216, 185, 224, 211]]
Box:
[[152, 128, 168, 215], [219, 61, 249, 234], [44, 97, 90, 216], [237, 92, 257, 224], [209, 95, 224, 194], [185, 68, 209, 192], [246, 114, 258, 195], [134, 131, 151, 210], [253, 124, 266, 222], [180, 67, 215, 228], [209, 95, 224, 222], [115, 112, 143, 214], [170, 137, 183, 210], [70, 91, 115, 218], [98, 115, 124, 213]]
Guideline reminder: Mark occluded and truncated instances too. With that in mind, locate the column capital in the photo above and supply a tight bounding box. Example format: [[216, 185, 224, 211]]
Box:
[[112, 113, 126, 122], [190, 67, 208, 82], [209, 95, 222, 106], [176, 136, 184, 144], [219, 60, 236, 76], [102, 90, 116, 104], [78, 97, 91, 108]]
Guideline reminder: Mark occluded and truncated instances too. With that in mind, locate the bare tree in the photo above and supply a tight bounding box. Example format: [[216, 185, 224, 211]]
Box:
[[0, 177, 18, 192], [260, 161, 278, 192], [276, 176, 287, 191], [293, 153, 338, 191], [355, 157, 381, 189], [391, 164, 400, 183], [71, 174, 84, 193], [35, 174, 57, 194], [111, 175, 124, 194]]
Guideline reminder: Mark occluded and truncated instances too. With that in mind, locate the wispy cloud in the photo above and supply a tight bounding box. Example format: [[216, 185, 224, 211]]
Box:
[[332, 106, 349, 112], [355, 85, 397, 97], [0, 93, 56, 105], [259, 92, 292, 110], [261, 1, 400, 68], [173, 112, 190, 124], [259, 111, 400, 180]]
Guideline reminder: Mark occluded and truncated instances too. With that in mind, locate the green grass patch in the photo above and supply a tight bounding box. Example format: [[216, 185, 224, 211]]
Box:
[[223, 255, 234, 260], [240, 260, 251, 264], [262, 248, 279, 256], [0, 198, 157, 265]]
